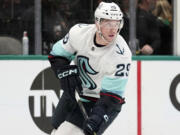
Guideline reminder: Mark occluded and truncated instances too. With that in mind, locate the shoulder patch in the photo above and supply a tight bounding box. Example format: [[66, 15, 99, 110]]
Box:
[[116, 44, 124, 55], [63, 33, 69, 44]]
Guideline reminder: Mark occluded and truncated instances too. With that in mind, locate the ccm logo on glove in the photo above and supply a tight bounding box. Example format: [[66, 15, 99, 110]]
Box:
[[58, 69, 78, 79]]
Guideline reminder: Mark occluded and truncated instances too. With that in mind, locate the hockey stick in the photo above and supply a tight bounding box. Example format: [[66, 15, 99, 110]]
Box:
[[75, 89, 89, 120], [75, 89, 97, 135]]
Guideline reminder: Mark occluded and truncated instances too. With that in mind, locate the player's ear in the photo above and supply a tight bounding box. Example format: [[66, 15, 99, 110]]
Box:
[[95, 21, 100, 31]]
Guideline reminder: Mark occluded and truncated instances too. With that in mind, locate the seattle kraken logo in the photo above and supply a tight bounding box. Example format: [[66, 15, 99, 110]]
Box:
[[116, 44, 124, 55], [77, 56, 98, 90]]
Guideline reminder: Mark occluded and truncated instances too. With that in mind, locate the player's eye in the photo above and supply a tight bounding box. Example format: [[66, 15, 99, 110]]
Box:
[[101, 21, 120, 28]]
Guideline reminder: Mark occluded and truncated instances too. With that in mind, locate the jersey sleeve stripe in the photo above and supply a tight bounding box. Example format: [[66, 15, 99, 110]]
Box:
[[101, 76, 128, 96], [50, 40, 75, 61], [100, 92, 125, 104]]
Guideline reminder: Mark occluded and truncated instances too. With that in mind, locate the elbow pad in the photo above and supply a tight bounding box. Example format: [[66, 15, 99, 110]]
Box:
[[99, 92, 125, 112]]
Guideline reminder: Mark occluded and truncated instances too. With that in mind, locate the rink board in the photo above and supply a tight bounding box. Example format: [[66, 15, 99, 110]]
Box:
[[0, 56, 180, 135]]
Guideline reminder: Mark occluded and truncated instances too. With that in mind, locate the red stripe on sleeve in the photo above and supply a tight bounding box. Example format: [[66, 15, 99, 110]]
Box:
[[100, 92, 125, 104]]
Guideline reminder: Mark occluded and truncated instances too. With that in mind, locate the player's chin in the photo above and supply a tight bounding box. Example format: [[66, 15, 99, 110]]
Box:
[[107, 35, 115, 42]]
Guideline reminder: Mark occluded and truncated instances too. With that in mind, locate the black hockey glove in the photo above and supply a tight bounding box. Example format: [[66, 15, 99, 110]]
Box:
[[83, 115, 102, 135], [57, 65, 82, 99], [83, 105, 107, 135], [83, 92, 125, 135]]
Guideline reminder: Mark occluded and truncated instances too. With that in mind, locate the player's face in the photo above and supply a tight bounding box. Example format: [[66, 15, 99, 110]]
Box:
[[100, 19, 120, 42]]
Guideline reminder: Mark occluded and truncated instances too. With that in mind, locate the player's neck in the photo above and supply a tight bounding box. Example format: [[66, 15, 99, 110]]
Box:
[[94, 34, 106, 47], [95, 32, 109, 46]]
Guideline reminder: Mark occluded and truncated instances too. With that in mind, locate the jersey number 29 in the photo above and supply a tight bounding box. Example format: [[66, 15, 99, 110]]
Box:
[[115, 63, 131, 77]]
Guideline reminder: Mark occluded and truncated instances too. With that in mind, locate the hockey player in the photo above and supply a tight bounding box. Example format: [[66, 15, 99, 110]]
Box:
[[48, 1, 132, 135]]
